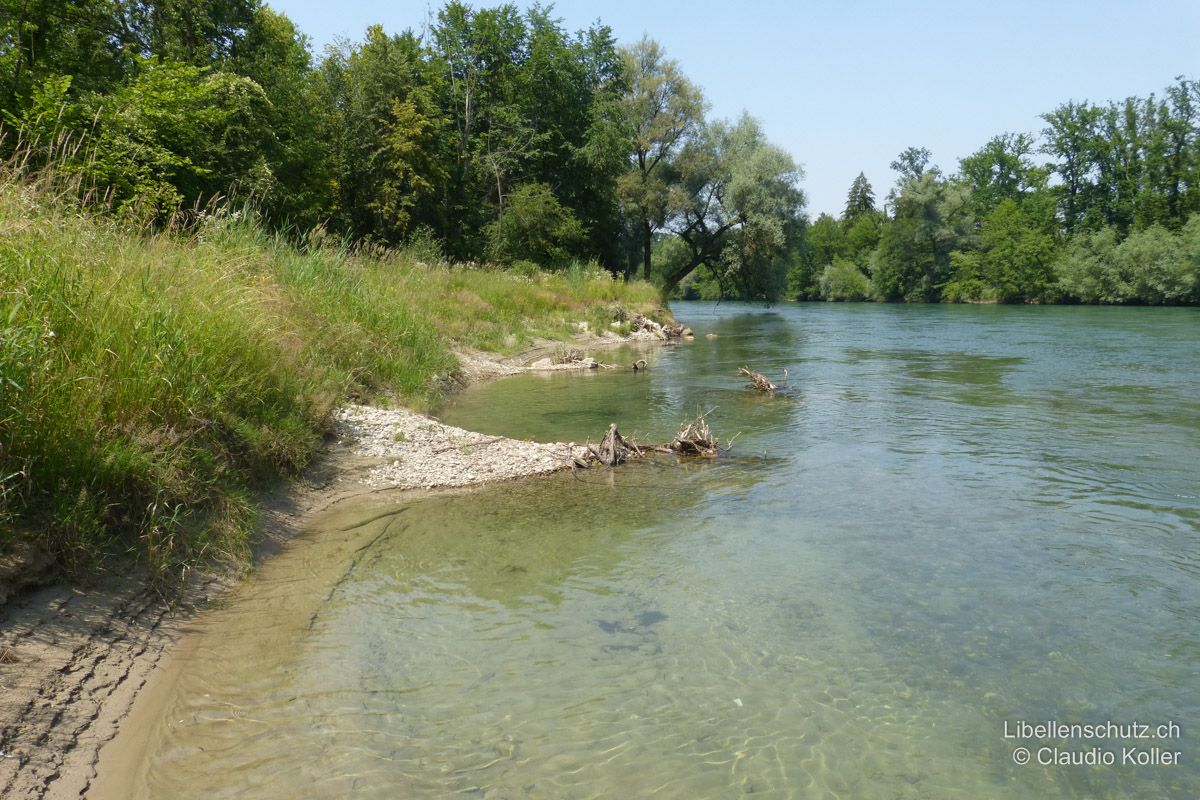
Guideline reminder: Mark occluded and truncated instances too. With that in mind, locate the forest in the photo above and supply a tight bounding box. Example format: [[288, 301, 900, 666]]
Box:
[[2, 0, 1198, 304]]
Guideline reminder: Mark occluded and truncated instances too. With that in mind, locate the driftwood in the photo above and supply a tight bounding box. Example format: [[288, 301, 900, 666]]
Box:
[[670, 409, 718, 457], [737, 366, 776, 392], [574, 410, 720, 469], [583, 423, 642, 467], [541, 346, 618, 371], [553, 346, 586, 364]]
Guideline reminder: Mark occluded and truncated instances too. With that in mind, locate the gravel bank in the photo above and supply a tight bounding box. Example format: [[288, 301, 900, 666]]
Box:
[[333, 404, 589, 489]]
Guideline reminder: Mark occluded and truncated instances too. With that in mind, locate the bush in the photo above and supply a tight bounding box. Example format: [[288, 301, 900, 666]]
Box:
[[485, 182, 586, 269], [1055, 227, 1121, 302], [942, 253, 990, 303], [818, 257, 872, 301], [1057, 224, 1197, 304], [1115, 225, 1194, 304]]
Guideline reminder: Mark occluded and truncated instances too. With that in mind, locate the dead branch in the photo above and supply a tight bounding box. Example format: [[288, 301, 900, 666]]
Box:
[[670, 408, 719, 457], [737, 366, 776, 392], [574, 410, 722, 469]]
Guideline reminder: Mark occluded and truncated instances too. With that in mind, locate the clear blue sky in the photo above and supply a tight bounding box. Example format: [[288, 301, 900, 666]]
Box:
[[267, 0, 1200, 218]]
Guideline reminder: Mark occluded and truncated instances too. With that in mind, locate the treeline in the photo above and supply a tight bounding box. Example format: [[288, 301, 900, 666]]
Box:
[[0, 0, 802, 293], [4, 3, 1196, 304], [767, 78, 1200, 306]]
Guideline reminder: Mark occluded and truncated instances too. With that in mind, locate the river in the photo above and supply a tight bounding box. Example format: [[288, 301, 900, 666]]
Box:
[[95, 302, 1199, 799]]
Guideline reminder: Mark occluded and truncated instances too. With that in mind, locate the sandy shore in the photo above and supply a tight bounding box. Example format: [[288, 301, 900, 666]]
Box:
[[0, 333, 665, 799]]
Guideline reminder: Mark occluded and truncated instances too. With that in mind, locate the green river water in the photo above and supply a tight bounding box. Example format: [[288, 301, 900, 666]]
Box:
[[103, 302, 1199, 799]]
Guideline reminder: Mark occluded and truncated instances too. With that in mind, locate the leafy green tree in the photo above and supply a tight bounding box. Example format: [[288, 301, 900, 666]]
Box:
[[958, 132, 1046, 216], [117, 0, 260, 65], [0, 0, 133, 110], [230, 5, 330, 229], [834, 172, 883, 266], [515, 8, 626, 266], [427, 2, 529, 253], [807, 213, 846, 266], [376, 92, 451, 238], [874, 171, 973, 301], [1162, 77, 1200, 224], [616, 36, 706, 280], [952, 199, 1055, 302], [75, 59, 272, 217], [1182, 215, 1200, 292], [660, 113, 804, 298], [783, 217, 822, 300], [1042, 100, 1103, 234], [843, 211, 883, 264], [1058, 224, 1194, 305], [319, 25, 450, 243], [1, 73, 86, 157], [890, 146, 932, 184], [942, 250, 988, 303], [377, 3, 626, 263]]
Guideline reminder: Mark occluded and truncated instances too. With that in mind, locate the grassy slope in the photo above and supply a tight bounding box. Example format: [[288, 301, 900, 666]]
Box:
[[0, 181, 662, 578]]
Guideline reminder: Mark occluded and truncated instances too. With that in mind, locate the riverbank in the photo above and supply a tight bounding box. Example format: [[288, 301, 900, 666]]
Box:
[[0, 332, 668, 799], [0, 176, 664, 586]]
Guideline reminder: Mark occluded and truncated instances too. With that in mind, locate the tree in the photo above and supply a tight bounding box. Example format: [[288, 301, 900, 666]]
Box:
[[72, 59, 273, 218], [843, 212, 883, 263], [118, 0, 261, 66], [616, 36, 706, 280], [1114, 224, 1194, 304], [0, 0, 130, 108], [1162, 77, 1200, 224], [1042, 100, 1103, 234], [375, 92, 450, 239], [890, 146, 932, 185], [318, 25, 450, 243], [874, 171, 973, 301], [885, 145, 934, 215], [968, 199, 1056, 302], [807, 213, 846, 266], [1055, 227, 1120, 302], [230, 5, 330, 229], [660, 113, 804, 299], [840, 172, 882, 264], [842, 172, 876, 222], [515, 8, 625, 266], [957, 132, 1045, 216]]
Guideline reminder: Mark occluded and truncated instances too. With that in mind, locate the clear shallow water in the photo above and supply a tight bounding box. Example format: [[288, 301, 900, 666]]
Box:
[[109, 303, 1198, 799]]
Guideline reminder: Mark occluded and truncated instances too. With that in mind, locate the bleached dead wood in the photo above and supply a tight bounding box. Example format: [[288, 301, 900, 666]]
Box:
[[574, 410, 721, 469], [737, 366, 776, 392]]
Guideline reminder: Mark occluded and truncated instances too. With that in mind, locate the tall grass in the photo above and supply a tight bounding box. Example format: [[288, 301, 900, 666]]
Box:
[[0, 174, 662, 581]]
